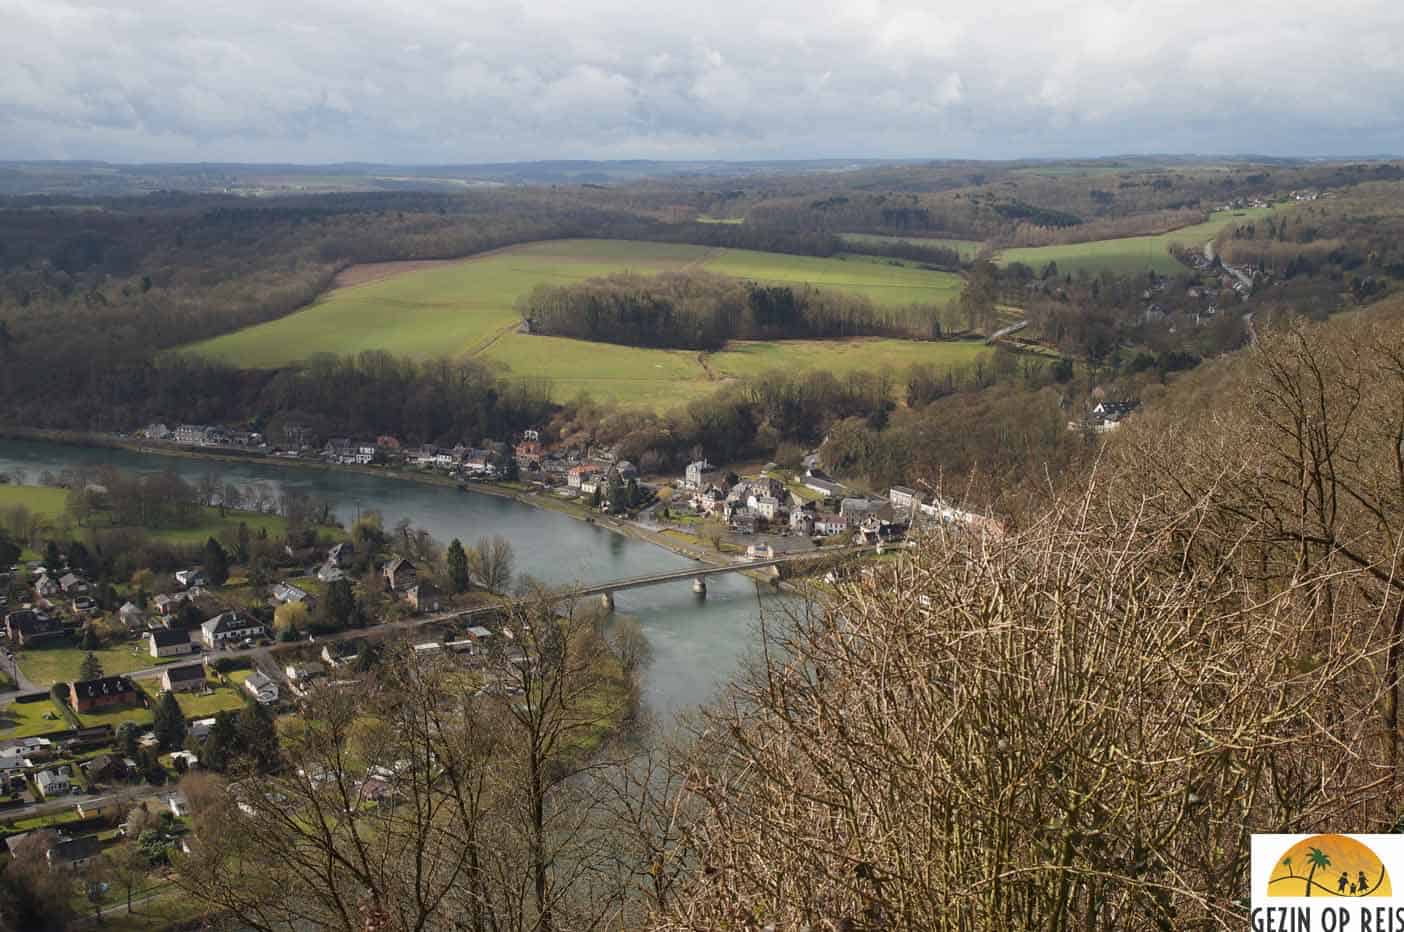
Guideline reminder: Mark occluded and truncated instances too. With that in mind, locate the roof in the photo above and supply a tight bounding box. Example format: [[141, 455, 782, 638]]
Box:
[[203, 612, 261, 635], [385, 557, 415, 575], [49, 836, 101, 862], [71, 676, 137, 701], [890, 486, 918, 497], [245, 671, 276, 692], [163, 663, 206, 684], [149, 628, 191, 648], [35, 768, 69, 785]]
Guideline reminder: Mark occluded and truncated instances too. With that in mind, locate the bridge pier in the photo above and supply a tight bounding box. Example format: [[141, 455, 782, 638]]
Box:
[[600, 591, 615, 612], [692, 577, 707, 597]]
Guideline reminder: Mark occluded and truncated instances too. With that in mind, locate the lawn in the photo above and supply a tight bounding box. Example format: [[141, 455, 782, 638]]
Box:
[[996, 207, 1280, 277], [709, 338, 992, 385], [0, 484, 294, 545], [840, 233, 985, 260], [171, 682, 247, 717], [17, 642, 179, 687], [0, 697, 69, 738], [181, 239, 970, 409]]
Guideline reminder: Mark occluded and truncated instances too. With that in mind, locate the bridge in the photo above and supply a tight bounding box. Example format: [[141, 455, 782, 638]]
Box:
[[570, 545, 868, 610]]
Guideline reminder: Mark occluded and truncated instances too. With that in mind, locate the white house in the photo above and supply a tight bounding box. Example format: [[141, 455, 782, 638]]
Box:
[[201, 612, 266, 649], [148, 628, 195, 658]]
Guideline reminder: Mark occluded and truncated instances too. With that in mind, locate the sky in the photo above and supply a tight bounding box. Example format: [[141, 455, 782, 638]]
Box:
[[2, 0, 1403, 164]]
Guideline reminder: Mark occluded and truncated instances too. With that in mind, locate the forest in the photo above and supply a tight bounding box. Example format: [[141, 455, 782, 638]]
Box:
[[521, 270, 941, 350]]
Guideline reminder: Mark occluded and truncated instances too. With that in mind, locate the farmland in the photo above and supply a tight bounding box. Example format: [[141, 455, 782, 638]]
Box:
[[184, 239, 969, 409], [709, 338, 992, 384], [995, 207, 1279, 276]]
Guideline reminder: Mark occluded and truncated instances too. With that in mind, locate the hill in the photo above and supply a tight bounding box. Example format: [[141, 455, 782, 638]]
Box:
[[183, 239, 974, 408]]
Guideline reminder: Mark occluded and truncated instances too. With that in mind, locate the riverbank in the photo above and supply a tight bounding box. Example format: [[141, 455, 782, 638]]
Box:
[[0, 425, 764, 576]]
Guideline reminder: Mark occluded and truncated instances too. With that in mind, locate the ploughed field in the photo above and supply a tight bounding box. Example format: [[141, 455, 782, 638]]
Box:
[[183, 239, 980, 409]]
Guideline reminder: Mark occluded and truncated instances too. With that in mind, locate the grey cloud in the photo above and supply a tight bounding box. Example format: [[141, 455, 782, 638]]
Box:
[[1, 0, 1403, 162]]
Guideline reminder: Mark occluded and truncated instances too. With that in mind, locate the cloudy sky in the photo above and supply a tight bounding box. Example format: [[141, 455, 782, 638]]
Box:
[[2, 0, 1403, 163]]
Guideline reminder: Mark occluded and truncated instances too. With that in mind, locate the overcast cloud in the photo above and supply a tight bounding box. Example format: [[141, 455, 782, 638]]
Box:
[[2, 0, 1403, 163]]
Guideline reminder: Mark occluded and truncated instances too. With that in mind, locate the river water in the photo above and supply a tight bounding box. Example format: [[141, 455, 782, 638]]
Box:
[[0, 439, 776, 718]]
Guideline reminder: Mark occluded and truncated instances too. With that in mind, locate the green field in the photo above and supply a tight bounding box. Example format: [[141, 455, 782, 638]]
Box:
[[709, 338, 992, 383], [841, 233, 985, 260], [0, 484, 294, 544], [183, 239, 968, 408], [17, 643, 180, 687], [170, 682, 247, 717], [996, 207, 1279, 276], [0, 697, 69, 738]]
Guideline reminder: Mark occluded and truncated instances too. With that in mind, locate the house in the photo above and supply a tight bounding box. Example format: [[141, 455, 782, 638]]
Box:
[[152, 592, 190, 617], [285, 662, 326, 691], [840, 498, 883, 520], [58, 573, 88, 595], [1092, 401, 1138, 424], [696, 486, 728, 516], [317, 561, 346, 584], [685, 459, 719, 489], [4, 829, 58, 859], [46, 836, 101, 871], [81, 755, 128, 784], [70, 676, 140, 714], [161, 663, 208, 693], [200, 612, 266, 649], [141, 423, 172, 441], [889, 486, 921, 514], [148, 628, 195, 658], [35, 575, 60, 598], [803, 475, 843, 498], [5, 609, 65, 647], [383, 558, 418, 592], [579, 478, 602, 497], [174, 569, 208, 590], [322, 641, 360, 668], [327, 542, 355, 567], [730, 510, 758, 535], [790, 508, 816, 535], [567, 465, 600, 489], [188, 718, 216, 741], [406, 582, 441, 613], [515, 437, 543, 469], [271, 582, 314, 607], [466, 625, 494, 642], [243, 671, 279, 705], [118, 602, 147, 631], [752, 496, 782, 521], [815, 513, 852, 537], [169, 750, 199, 770], [34, 768, 71, 798]]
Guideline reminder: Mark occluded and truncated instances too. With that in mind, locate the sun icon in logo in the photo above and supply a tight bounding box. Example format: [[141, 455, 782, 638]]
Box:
[[1268, 835, 1391, 898]]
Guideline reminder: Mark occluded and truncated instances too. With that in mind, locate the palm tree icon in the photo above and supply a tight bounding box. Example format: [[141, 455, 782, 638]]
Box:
[[1305, 848, 1333, 897]]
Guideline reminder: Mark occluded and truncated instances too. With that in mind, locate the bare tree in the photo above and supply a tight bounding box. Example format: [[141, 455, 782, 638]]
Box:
[[174, 589, 645, 932], [471, 535, 516, 594], [653, 485, 1403, 931]]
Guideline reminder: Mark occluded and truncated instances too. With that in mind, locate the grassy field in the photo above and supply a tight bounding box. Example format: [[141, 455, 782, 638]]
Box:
[[183, 239, 968, 408], [0, 697, 69, 738], [17, 643, 181, 687], [0, 485, 292, 544], [171, 682, 247, 717], [709, 338, 992, 383], [996, 207, 1279, 276], [841, 233, 985, 260]]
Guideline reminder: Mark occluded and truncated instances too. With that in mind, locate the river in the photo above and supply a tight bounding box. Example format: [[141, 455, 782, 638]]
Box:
[[0, 438, 778, 718]]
